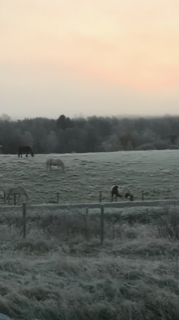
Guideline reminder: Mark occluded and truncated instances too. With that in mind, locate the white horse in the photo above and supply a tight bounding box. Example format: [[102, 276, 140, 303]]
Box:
[[46, 158, 65, 172], [4, 185, 29, 204], [111, 185, 134, 202]]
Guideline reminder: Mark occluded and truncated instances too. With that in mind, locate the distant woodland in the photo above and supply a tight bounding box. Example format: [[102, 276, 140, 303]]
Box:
[[0, 113, 179, 154]]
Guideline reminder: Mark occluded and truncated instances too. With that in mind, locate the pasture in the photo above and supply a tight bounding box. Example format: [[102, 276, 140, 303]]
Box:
[[0, 150, 179, 204], [0, 205, 179, 319], [0, 150, 179, 320]]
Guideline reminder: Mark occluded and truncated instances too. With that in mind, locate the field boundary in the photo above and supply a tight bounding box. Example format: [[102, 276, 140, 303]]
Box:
[[0, 199, 179, 211], [1, 199, 179, 241]]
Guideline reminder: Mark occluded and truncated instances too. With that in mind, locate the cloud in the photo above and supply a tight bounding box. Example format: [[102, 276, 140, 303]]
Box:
[[1, 0, 179, 92]]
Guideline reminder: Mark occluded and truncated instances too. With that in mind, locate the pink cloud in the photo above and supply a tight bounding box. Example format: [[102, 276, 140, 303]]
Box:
[[1, 0, 179, 92]]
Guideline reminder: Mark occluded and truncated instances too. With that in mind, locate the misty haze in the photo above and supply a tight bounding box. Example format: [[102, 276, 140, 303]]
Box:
[[1, 0, 179, 319]]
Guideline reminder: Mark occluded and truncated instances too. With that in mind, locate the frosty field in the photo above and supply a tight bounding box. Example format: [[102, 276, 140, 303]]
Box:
[[0, 150, 179, 320], [0, 149, 179, 205], [0, 205, 179, 320]]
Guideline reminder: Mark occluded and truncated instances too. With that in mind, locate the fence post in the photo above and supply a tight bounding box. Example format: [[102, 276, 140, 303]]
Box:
[[99, 191, 102, 203], [14, 193, 16, 206], [85, 207, 89, 241], [100, 204, 104, 245], [142, 190, 144, 201], [57, 192, 59, 203], [22, 202, 26, 239]]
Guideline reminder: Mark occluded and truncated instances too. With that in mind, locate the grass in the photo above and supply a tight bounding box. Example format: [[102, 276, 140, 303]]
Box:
[[0, 206, 179, 319], [1, 151, 179, 319], [0, 150, 179, 205]]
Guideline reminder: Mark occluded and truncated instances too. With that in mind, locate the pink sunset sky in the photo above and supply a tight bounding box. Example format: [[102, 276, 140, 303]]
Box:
[[1, 0, 179, 119]]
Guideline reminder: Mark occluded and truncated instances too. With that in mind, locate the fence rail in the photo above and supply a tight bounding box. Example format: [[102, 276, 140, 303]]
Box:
[[0, 199, 179, 211], [1, 199, 179, 241]]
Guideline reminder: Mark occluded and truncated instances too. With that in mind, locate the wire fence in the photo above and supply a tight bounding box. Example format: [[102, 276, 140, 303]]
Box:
[[0, 199, 179, 242], [1, 189, 177, 206]]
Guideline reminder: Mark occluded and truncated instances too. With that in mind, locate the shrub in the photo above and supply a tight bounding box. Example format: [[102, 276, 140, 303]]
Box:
[[135, 143, 156, 150], [157, 205, 179, 240], [168, 145, 179, 150], [153, 140, 171, 150]]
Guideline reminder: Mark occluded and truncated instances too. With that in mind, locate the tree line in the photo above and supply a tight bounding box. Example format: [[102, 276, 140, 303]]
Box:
[[0, 113, 179, 154]]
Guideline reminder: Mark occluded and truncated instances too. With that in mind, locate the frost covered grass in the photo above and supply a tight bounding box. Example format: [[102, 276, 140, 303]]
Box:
[[0, 206, 179, 319], [0, 150, 179, 205], [1, 151, 179, 319]]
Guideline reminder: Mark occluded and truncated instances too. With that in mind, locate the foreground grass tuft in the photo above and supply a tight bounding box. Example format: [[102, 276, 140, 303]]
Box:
[[0, 206, 179, 319]]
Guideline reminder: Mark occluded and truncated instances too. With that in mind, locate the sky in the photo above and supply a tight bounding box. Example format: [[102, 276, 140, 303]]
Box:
[[1, 0, 179, 120]]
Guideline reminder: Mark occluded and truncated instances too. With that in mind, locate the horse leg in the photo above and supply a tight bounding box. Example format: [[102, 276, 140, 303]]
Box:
[[7, 195, 10, 205]]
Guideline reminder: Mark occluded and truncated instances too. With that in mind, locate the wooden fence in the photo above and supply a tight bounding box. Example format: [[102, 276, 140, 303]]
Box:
[[0, 189, 163, 206], [1, 199, 179, 242]]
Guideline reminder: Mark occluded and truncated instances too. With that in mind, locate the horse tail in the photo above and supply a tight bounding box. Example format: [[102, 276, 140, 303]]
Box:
[[46, 159, 51, 169], [30, 147, 34, 157], [61, 161, 65, 172], [22, 187, 29, 201], [111, 185, 120, 195], [58, 159, 65, 172], [25, 191, 29, 201]]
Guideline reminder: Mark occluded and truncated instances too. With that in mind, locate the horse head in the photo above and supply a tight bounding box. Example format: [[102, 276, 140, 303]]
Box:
[[125, 192, 134, 201], [130, 194, 134, 201]]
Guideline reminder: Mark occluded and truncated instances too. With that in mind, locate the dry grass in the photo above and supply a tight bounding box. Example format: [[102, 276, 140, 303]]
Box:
[[0, 206, 179, 319], [157, 204, 179, 240]]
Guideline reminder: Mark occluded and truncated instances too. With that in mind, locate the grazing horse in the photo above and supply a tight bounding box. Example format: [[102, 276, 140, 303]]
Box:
[[46, 158, 65, 172], [4, 185, 29, 204], [18, 146, 34, 157], [111, 185, 134, 202]]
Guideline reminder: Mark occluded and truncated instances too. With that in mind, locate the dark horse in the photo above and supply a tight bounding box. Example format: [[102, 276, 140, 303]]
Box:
[[18, 146, 34, 157], [111, 185, 134, 201]]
